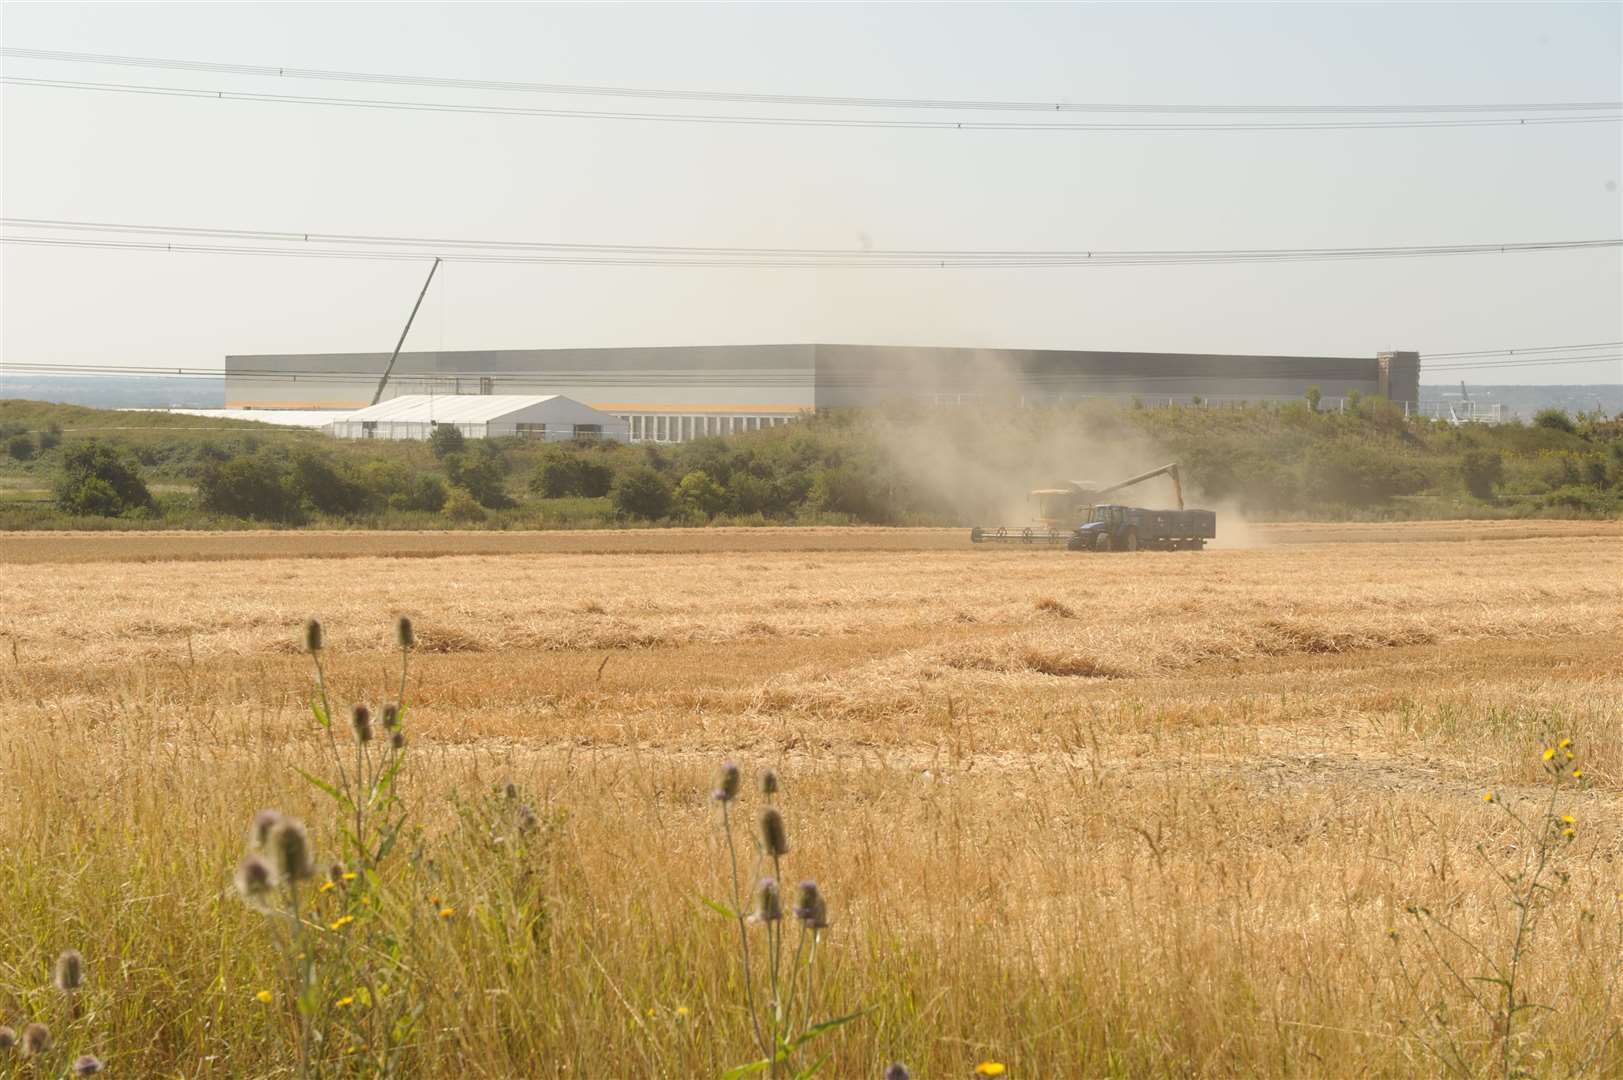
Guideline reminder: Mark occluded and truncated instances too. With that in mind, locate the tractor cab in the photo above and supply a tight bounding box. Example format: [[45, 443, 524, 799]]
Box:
[[1075, 504, 1125, 533]]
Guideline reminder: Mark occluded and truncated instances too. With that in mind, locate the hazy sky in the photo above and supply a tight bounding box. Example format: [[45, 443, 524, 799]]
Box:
[[2, 2, 1620, 385]]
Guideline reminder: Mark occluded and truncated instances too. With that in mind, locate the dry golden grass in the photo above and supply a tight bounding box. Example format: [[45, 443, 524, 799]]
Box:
[[0, 522, 1619, 1077]]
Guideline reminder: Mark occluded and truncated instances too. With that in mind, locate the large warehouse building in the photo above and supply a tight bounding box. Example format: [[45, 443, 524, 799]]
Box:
[[225, 344, 1420, 443]]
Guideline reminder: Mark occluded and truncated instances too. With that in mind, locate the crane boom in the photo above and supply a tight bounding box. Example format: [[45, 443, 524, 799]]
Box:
[[371, 257, 442, 406]]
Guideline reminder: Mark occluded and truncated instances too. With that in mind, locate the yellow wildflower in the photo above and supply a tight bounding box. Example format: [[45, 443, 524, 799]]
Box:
[[319, 881, 336, 894], [976, 1064, 1007, 1077], [1561, 815, 1575, 824], [1559, 738, 1572, 750], [1573, 769, 1584, 780], [335, 996, 355, 1008], [328, 914, 355, 931], [676, 1006, 690, 1019], [1563, 827, 1576, 840], [438, 907, 455, 920], [342, 871, 357, 882], [1482, 792, 1495, 803], [1542, 748, 1556, 762], [255, 990, 274, 1004]]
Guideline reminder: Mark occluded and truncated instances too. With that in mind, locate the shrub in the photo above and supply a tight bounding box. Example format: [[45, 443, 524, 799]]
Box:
[[612, 465, 672, 520], [810, 463, 888, 521], [428, 423, 466, 459], [1460, 449, 1504, 500], [393, 475, 448, 513], [727, 471, 782, 517], [1304, 386, 1322, 412], [531, 452, 614, 499], [57, 476, 123, 516], [1305, 442, 1429, 504], [197, 454, 301, 522], [5, 433, 34, 461], [54, 440, 154, 517], [1538, 485, 1618, 515], [675, 469, 728, 519], [444, 446, 513, 509], [37, 423, 62, 451], [443, 488, 487, 523], [1533, 408, 1576, 434], [290, 450, 368, 516]]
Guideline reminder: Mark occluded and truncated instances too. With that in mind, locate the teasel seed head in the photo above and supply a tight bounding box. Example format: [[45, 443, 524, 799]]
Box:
[[304, 619, 323, 653], [269, 818, 314, 882], [249, 809, 285, 851], [518, 805, 539, 833], [712, 760, 741, 803], [20, 1023, 49, 1058], [236, 853, 275, 905], [74, 1054, 105, 1075], [351, 704, 373, 743], [390, 730, 406, 750], [0, 1026, 16, 1050], [328, 862, 345, 885], [381, 703, 400, 731], [761, 770, 780, 798], [53, 949, 84, 993], [753, 878, 783, 923], [503, 782, 518, 801], [760, 808, 789, 858], [885, 1065, 911, 1080], [396, 615, 415, 650], [798, 876, 824, 915]]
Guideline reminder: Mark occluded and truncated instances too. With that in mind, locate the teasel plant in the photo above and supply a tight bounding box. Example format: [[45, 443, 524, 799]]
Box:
[[706, 762, 867, 1079], [0, 948, 102, 1075], [231, 617, 425, 1078]]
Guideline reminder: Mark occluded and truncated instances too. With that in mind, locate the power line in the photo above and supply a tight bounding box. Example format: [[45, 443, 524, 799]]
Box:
[[1423, 341, 1622, 359], [6, 47, 1618, 116], [5, 226, 1618, 270], [12, 217, 1623, 261], [5, 77, 1619, 134], [1422, 355, 1622, 372]]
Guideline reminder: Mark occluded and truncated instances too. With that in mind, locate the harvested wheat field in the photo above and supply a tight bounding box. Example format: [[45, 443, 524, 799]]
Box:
[[1, 522, 1620, 1078]]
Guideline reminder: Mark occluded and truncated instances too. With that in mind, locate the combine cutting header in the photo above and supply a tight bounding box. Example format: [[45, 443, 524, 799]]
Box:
[[969, 463, 1216, 552]]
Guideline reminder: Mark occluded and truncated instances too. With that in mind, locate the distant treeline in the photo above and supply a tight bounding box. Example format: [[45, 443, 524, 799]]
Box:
[[1, 393, 1619, 529]]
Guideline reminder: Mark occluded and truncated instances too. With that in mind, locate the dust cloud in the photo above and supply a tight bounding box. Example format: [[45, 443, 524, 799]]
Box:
[[850, 350, 1263, 545]]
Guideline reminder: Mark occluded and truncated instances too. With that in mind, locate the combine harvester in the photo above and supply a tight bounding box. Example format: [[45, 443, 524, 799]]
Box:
[[969, 463, 1216, 552]]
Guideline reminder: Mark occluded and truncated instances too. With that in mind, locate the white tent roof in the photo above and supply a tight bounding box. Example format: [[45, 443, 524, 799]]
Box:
[[341, 394, 569, 424]]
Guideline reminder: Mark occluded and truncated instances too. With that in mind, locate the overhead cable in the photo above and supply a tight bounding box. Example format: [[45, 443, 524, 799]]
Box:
[[4, 230, 1617, 270], [5, 47, 1618, 115], [4, 77, 1619, 133]]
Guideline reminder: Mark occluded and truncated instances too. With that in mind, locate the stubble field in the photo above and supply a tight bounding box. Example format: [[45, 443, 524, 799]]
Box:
[[1, 520, 1619, 1077]]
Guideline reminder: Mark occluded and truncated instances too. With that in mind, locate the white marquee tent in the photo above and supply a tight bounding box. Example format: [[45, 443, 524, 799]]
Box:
[[328, 395, 628, 442]]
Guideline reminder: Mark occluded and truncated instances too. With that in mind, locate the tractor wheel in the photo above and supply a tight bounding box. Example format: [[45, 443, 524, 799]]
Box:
[[1124, 528, 1139, 552], [1096, 532, 1113, 552]]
